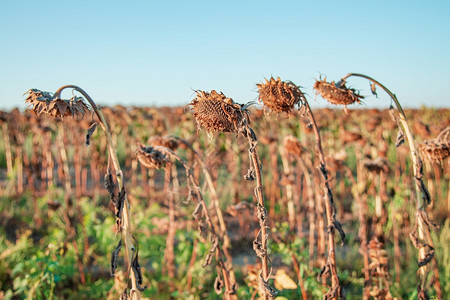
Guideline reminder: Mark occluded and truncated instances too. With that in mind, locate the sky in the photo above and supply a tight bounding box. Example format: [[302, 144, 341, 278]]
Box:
[[1, 0, 449, 110]]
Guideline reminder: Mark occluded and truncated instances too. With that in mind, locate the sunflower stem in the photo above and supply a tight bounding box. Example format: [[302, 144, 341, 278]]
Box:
[[339, 73, 433, 296], [54, 85, 140, 299]]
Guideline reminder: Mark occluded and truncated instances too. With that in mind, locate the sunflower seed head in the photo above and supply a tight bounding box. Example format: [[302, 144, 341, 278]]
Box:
[[24, 89, 89, 119], [362, 157, 390, 173], [283, 135, 303, 156], [314, 78, 363, 106], [149, 135, 180, 151], [189, 90, 247, 133], [419, 127, 450, 163], [135, 143, 169, 169], [256, 77, 305, 113]]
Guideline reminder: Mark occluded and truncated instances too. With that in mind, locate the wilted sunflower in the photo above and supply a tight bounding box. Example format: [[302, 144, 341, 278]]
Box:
[[314, 78, 363, 106], [135, 143, 169, 169], [257, 77, 305, 113], [25, 89, 89, 119], [283, 135, 303, 156], [149, 135, 180, 151], [362, 157, 390, 174], [419, 127, 450, 163], [189, 90, 249, 133]]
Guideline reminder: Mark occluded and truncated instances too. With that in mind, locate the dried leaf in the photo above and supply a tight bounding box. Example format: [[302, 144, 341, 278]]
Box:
[[389, 105, 397, 123], [258, 272, 278, 298], [370, 82, 378, 97], [110, 239, 122, 277], [214, 276, 224, 294], [119, 289, 128, 300], [274, 269, 297, 290], [244, 168, 255, 181], [104, 170, 116, 203], [395, 129, 405, 147], [202, 237, 218, 267], [116, 187, 126, 218], [131, 237, 146, 291], [192, 202, 202, 219], [418, 247, 434, 267], [334, 219, 346, 245], [85, 122, 97, 147]]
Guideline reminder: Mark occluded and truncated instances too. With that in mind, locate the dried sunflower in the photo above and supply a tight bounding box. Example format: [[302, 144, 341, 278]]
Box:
[[257, 77, 305, 113], [314, 78, 363, 106], [25, 89, 89, 119], [362, 157, 390, 174], [189, 90, 248, 133], [419, 127, 450, 163], [283, 135, 303, 156], [135, 143, 169, 169], [149, 135, 180, 151]]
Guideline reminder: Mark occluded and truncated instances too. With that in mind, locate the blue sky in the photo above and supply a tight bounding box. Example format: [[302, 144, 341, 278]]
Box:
[[1, 0, 449, 110]]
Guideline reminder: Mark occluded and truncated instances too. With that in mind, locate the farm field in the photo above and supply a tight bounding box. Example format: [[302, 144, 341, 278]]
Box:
[[0, 100, 449, 299]]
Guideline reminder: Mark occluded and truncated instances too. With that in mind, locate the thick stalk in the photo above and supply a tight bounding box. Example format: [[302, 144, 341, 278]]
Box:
[[242, 128, 274, 299], [54, 86, 140, 299]]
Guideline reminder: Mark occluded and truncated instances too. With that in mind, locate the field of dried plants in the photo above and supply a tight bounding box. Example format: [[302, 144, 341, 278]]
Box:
[[0, 76, 449, 300]]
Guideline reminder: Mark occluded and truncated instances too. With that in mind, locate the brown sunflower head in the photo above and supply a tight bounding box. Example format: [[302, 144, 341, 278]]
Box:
[[135, 143, 169, 169], [419, 127, 450, 163], [149, 135, 180, 151], [189, 90, 248, 133], [25, 89, 89, 119], [362, 157, 390, 174], [256, 77, 305, 113], [283, 135, 303, 156], [314, 78, 363, 106]]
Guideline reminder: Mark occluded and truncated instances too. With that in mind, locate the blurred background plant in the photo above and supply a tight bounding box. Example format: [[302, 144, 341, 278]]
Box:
[[0, 104, 448, 299]]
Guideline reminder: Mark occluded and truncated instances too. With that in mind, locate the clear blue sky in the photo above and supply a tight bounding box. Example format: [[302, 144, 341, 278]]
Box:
[[1, 0, 449, 110]]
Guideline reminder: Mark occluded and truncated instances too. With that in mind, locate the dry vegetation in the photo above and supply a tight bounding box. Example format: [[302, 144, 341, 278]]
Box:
[[0, 76, 449, 300]]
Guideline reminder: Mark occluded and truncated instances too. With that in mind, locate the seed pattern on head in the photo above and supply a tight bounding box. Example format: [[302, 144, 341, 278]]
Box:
[[135, 143, 169, 169], [314, 79, 363, 106], [25, 89, 89, 119], [419, 127, 450, 163], [257, 77, 305, 113], [189, 90, 247, 133]]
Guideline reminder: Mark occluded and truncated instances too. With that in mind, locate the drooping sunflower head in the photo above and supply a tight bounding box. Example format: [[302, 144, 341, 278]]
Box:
[[257, 77, 305, 113], [189, 90, 248, 133], [314, 78, 363, 106], [418, 127, 450, 163], [135, 143, 169, 169], [25, 89, 89, 119]]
